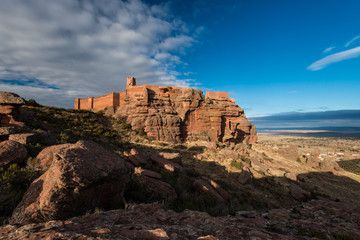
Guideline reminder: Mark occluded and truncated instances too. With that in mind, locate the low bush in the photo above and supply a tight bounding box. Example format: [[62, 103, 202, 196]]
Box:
[[0, 164, 42, 225]]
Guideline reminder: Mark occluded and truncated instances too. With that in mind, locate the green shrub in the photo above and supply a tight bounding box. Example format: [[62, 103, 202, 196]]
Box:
[[0, 164, 40, 191], [58, 132, 70, 143], [231, 160, 243, 170], [296, 157, 302, 163], [0, 165, 42, 224], [25, 143, 43, 157], [338, 159, 360, 175], [26, 99, 41, 107]]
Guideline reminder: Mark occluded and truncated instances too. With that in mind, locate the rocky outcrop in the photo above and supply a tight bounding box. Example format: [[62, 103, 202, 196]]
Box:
[[8, 133, 37, 145], [123, 148, 148, 166], [75, 78, 257, 144], [0, 92, 25, 126], [33, 143, 72, 170], [0, 92, 25, 141], [10, 141, 129, 224], [134, 167, 177, 200], [193, 178, 231, 202], [2, 199, 360, 240], [151, 155, 182, 172], [0, 140, 28, 169], [114, 86, 257, 144]]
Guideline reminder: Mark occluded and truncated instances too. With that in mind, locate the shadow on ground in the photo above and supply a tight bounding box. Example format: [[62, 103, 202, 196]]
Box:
[[124, 142, 360, 216]]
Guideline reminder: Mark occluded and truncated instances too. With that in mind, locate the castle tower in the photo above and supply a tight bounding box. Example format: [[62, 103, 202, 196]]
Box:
[[126, 76, 136, 88]]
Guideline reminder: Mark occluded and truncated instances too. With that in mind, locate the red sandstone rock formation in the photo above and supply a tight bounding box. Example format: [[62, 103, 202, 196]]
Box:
[[0, 92, 25, 140], [133, 167, 177, 200], [75, 77, 257, 144], [0, 140, 28, 169], [10, 140, 129, 224], [34, 143, 73, 170]]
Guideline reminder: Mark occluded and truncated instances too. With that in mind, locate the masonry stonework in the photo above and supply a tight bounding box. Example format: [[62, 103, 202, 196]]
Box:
[[74, 77, 257, 144]]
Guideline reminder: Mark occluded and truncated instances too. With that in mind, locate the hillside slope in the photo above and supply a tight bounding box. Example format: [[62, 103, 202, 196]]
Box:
[[1, 92, 360, 239]]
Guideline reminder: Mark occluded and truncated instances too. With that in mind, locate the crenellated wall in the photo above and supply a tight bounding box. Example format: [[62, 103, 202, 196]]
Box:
[[93, 92, 119, 110]]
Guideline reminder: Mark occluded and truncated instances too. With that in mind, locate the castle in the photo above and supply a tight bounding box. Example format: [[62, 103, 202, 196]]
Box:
[[74, 77, 257, 144], [74, 77, 235, 110]]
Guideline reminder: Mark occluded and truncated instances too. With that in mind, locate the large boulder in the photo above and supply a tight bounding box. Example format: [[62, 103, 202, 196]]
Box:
[[34, 143, 72, 170], [8, 133, 37, 145], [123, 148, 148, 166], [134, 167, 177, 200], [193, 179, 226, 202], [151, 155, 182, 173], [10, 140, 129, 224], [0, 92, 25, 105], [0, 92, 25, 127], [0, 140, 27, 169]]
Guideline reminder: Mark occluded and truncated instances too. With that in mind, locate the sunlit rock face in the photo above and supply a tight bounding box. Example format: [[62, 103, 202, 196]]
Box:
[[10, 140, 129, 224], [75, 77, 257, 144]]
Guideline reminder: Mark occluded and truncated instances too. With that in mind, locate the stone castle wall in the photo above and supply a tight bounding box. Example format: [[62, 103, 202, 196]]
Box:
[[74, 77, 233, 110]]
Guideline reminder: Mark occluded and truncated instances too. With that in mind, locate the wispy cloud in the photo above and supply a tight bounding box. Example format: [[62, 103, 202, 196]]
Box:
[[0, 0, 200, 107], [345, 35, 360, 47], [307, 46, 360, 71], [249, 110, 360, 128], [323, 46, 335, 54]]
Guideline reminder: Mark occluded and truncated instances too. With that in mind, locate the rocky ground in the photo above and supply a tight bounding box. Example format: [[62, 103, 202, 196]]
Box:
[[2, 200, 360, 240], [1, 92, 360, 239]]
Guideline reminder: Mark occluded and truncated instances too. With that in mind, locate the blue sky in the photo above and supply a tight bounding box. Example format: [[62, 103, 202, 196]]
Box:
[[0, 0, 359, 127]]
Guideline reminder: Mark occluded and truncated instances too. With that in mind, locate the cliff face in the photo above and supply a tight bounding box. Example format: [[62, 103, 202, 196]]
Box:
[[113, 86, 257, 144]]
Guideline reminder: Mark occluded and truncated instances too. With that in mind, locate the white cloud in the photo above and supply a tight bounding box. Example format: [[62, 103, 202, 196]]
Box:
[[0, 0, 199, 107], [323, 46, 335, 54], [345, 35, 360, 48], [247, 114, 270, 118], [307, 46, 360, 71]]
